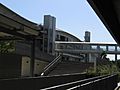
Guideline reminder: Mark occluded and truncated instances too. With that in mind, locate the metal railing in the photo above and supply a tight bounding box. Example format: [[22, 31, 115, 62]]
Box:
[[41, 54, 62, 76], [55, 41, 120, 54]]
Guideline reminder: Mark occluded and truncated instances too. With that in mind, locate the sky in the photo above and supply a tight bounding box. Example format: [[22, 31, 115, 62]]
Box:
[[0, 0, 116, 43]]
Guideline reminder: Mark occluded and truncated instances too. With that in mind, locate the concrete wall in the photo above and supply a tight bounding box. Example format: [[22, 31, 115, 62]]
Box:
[[34, 59, 48, 76], [21, 57, 30, 77], [0, 54, 22, 79], [15, 41, 55, 62], [0, 73, 86, 90], [21, 56, 48, 77], [0, 54, 49, 78]]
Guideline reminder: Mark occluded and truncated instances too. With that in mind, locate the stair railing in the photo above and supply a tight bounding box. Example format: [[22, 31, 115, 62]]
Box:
[[41, 54, 62, 76]]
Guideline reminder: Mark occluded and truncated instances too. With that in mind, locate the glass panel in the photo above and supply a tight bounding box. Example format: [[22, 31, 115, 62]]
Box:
[[91, 45, 97, 50], [100, 46, 106, 51], [117, 46, 120, 51], [108, 46, 115, 51]]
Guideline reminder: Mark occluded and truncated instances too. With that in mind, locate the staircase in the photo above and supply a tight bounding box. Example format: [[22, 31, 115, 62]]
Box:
[[41, 54, 62, 76], [48, 61, 93, 76]]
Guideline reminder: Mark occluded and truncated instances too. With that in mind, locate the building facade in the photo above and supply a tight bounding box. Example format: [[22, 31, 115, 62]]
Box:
[[55, 29, 81, 42], [0, 3, 96, 77]]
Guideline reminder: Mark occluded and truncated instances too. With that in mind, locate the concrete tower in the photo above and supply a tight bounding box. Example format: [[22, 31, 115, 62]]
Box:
[[43, 15, 56, 55], [84, 31, 91, 62], [84, 31, 90, 42]]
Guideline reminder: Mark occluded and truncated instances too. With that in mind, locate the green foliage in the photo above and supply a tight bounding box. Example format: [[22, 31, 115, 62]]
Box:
[[116, 60, 120, 68], [86, 67, 96, 76], [100, 51, 107, 59], [86, 62, 119, 76], [97, 65, 110, 75], [86, 61, 120, 82], [97, 64, 118, 75], [0, 41, 15, 54]]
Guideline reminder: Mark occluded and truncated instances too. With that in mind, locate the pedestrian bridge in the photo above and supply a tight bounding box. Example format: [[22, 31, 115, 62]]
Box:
[[55, 41, 120, 60], [55, 42, 120, 54]]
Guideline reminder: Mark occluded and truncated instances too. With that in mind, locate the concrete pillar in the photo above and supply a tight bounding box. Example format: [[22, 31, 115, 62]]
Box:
[[115, 45, 117, 61], [94, 58, 96, 73], [30, 39, 35, 77], [89, 53, 92, 62], [97, 45, 100, 50], [106, 45, 108, 51], [85, 54, 89, 63], [115, 54, 117, 61], [115, 45, 117, 52]]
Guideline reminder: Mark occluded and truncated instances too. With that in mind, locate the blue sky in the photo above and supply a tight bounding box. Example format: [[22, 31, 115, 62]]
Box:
[[0, 0, 116, 43]]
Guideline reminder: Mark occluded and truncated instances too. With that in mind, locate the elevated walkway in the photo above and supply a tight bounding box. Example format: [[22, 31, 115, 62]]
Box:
[[55, 41, 120, 61], [55, 41, 120, 54]]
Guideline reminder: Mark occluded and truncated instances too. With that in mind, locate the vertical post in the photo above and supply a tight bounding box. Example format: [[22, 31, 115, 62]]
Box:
[[97, 45, 100, 50], [106, 45, 108, 52], [115, 54, 117, 61], [85, 54, 89, 63], [42, 28, 45, 52], [94, 58, 96, 73], [89, 53, 92, 62], [115, 45, 117, 61], [30, 39, 35, 77]]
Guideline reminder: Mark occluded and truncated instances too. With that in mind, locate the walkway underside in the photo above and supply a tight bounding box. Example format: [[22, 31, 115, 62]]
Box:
[[87, 0, 120, 45]]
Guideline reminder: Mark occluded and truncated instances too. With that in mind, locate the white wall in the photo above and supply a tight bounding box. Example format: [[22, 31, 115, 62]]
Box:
[[21, 56, 48, 76]]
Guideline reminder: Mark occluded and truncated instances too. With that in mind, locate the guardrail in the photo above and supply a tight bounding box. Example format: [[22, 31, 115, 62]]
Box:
[[41, 74, 118, 90], [40, 54, 62, 76]]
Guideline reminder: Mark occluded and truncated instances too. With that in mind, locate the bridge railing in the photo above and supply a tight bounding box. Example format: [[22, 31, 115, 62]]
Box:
[[55, 42, 120, 54]]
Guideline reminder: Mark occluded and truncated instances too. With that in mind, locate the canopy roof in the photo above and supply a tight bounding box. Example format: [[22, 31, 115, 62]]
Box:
[[87, 0, 120, 44]]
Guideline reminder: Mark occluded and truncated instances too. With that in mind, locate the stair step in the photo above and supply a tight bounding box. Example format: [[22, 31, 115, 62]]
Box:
[[48, 62, 93, 76]]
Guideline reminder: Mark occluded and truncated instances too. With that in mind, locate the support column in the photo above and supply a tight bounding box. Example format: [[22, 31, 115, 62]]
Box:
[[115, 45, 117, 61], [94, 58, 96, 73], [85, 54, 89, 63], [115, 54, 117, 61], [97, 45, 100, 50], [106, 45, 108, 51], [89, 53, 92, 62], [30, 39, 35, 77]]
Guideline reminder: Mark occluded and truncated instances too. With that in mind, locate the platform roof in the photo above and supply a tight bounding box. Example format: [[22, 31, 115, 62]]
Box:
[[87, 0, 120, 45]]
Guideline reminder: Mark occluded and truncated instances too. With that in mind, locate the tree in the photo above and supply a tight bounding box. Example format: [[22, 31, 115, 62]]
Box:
[[100, 51, 107, 59], [0, 41, 15, 54]]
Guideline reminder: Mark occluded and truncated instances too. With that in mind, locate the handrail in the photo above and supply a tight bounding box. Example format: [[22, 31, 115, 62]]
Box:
[[41, 54, 62, 76]]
